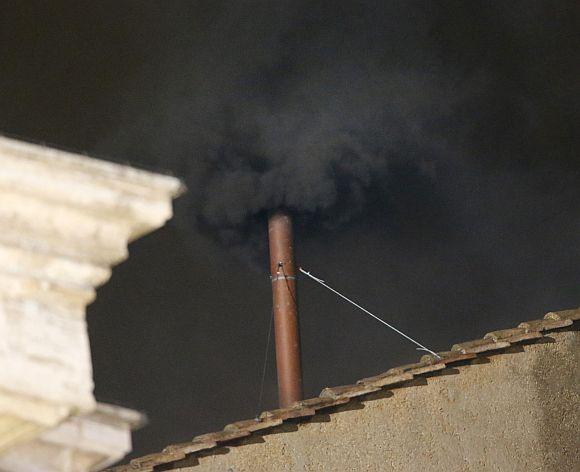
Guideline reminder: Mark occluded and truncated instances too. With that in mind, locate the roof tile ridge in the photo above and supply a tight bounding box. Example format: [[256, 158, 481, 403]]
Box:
[[106, 307, 578, 472], [544, 307, 580, 322]]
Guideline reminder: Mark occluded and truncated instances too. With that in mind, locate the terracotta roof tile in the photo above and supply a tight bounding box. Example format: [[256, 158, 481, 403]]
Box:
[[387, 361, 445, 376], [320, 383, 381, 399], [484, 327, 543, 343], [129, 451, 186, 471], [518, 318, 573, 332], [259, 405, 316, 421], [451, 338, 510, 354], [224, 417, 283, 433], [292, 396, 351, 410], [544, 307, 580, 322], [419, 351, 477, 364], [193, 429, 251, 444], [357, 372, 413, 388], [163, 440, 218, 455]]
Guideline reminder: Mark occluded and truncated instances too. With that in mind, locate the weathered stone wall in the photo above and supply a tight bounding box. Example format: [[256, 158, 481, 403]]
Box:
[[179, 330, 578, 472]]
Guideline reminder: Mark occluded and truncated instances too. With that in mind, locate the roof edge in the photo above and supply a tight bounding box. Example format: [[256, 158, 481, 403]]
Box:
[[109, 307, 579, 472]]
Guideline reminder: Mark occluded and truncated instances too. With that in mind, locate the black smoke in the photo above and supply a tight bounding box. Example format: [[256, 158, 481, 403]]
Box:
[[89, 1, 578, 255], [1, 0, 578, 460]]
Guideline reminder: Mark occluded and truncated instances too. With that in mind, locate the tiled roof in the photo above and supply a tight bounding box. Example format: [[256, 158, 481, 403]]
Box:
[[108, 307, 579, 472]]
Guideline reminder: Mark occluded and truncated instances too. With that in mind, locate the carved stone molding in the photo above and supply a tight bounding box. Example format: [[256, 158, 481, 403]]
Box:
[[0, 136, 183, 462]]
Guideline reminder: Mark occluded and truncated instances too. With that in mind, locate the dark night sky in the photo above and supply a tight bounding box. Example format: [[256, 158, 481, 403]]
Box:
[[1, 1, 579, 460]]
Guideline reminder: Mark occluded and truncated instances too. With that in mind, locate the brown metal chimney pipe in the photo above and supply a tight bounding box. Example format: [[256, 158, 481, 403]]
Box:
[[268, 209, 303, 408]]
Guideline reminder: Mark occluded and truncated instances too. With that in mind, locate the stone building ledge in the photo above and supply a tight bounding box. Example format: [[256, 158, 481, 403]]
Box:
[[0, 136, 183, 466], [0, 403, 145, 472]]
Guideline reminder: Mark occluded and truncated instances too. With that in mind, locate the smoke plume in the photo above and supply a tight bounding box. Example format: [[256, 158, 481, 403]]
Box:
[[86, 1, 577, 255]]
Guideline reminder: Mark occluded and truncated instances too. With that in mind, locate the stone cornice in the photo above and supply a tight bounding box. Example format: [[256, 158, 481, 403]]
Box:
[[0, 136, 183, 457], [0, 136, 184, 264], [0, 403, 146, 472]]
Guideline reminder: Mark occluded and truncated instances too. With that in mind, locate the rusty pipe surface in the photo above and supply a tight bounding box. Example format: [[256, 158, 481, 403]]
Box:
[[268, 210, 303, 408]]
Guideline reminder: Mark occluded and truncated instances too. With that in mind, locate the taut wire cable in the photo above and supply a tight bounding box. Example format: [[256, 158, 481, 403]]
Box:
[[256, 307, 274, 414], [299, 267, 441, 359]]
